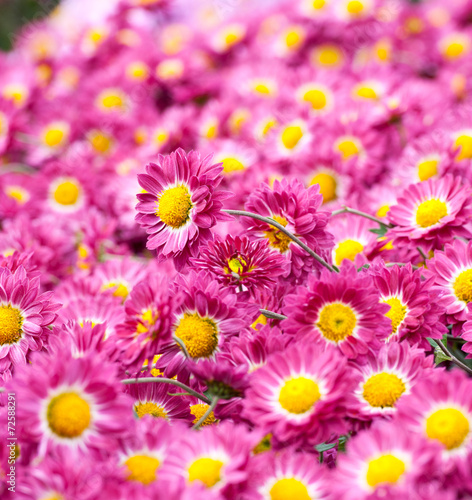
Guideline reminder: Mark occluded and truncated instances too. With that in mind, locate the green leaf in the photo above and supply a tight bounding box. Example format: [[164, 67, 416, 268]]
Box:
[[315, 442, 337, 452], [369, 224, 388, 237], [434, 346, 452, 365], [427, 338, 438, 348]]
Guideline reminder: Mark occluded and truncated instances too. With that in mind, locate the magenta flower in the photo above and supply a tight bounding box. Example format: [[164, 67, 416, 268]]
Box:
[[135, 149, 233, 270]]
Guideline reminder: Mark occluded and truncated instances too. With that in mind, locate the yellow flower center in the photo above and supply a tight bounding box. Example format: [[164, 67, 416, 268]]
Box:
[[312, 0, 325, 9], [285, 30, 302, 49], [383, 297, 407, 336], [355, 85, 377, 99], [415, 199, 448, 228], [310, 173, 337, 203], [279, 377, 321, 414], [376, 205, 390, 218], [281, 126, 303, 150], [125, 455, 160, 485], [264, 216, 291, 253], [47, 392, 91, 438], [227, 256, 247, 274], [453, 269, 472, 303], [270, 478, 310, 500], [347, 0, 365, 15], [251, 313, 268, 330], [0, 305, 23, 345], [44, 128, 65, 147], [136, 308, 157, 334], [157, 185, 193, 229], [221, 157, 245, 174], [317, 302, 357, 342], [426, 408, 470, 450], [334, 239, 364, 266], [314, 45, 342, 66], [444, 41, 467, 60], [174, 313, 218, 359], [303, 89, 328, 110], [53, 181, 81, 206], [418, 159, 438, 181], [454, 134, 472, 160], [190, 404, 217, 427], [99, 91, 125, 110], [254, 83, 271, 95], [126, 62, 149, 81], [89, 131, 113, 154], [5, 186, 28, 204], [366, 455, 406, 488], [188, 458, 224, 488], [362, 372, 406, 408], [101, 282, 129, 300], [134, 401, 167, 419], [336, 138, 360, 160]]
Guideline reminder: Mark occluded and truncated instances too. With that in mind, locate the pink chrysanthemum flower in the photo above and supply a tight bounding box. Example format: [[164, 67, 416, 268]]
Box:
[[159, 271, 258, 376], [350, 342, 434, 421], [396, 369, 472, 479], [159, 421, 259, 495], [135, 149, 233, 270], [243, 342, 354, 445], [283, 262, 391, 358], [242, 178, 334, 282], [460, 304, 472, 357], [191, 235, 288, 296], [125, 380, 192, 422], [333, 421, 441, 500], [8, 341, 130, 456], [115, 274, 177, 373], [426, 239, 472, 327], [245, 450, 330, 500], [371, 262, 446, 348], [387, 175, 472, 251], [0, 266, 60, 381]]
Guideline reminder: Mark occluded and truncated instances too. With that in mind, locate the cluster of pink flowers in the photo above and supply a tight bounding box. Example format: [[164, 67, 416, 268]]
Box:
[[2, 0, 472, 498]]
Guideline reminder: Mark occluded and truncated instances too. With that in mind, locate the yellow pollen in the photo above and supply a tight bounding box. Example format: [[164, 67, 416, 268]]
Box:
[[417, 160, 438, 181], [356, 86, 377, 99], [126, 62, 149, 80], [453, 269, 472, 303], [454, 134, 472, 160], [89, 131, 113, 154], [312, 0, 326, 9], [254, 83, 271, 95], [285, 30, 302, 49], [190, 404, 217, 427], [366, 455, 406, 488], [47, 392, 91, 438], [270, 478, 310, 500], [157, 185, 192, 229], [0, 305, 23, 345], [314, 45, 342, 66], [222, 157, 245, 174], [262, 118, 277, 136], [251, 313, 268, 330], [334, 239, 364, 266], [137, 308, 157, 334], [125, 455, 160, 485], [383, 297, 407, 335], [415, 199, 448, 228], [336, 139, 360, 160], [281, 126, 303, 150], [188, 458, 224, 488], [100, 93, 124, 110], [101, 282, 129, 301], [445, 42, 466, 60], [264, 216, 291, 253], [310, 172, 337, 203], [426, 408, 470, 450], [5, 186, 28, 204], [44, 128, 65, 147], [175, 313, 218, 359], [376, 205, 390, 218], [225, 31, 241, 48], [279, 377, 320, 414], [227, 256, 247, 274], [53, 181, 81, 206], [134, 402, 168, 419], [363, 372, 406, 408], [303, 89, 327, 110], [317, 302, 357, 342], [347, 0, 365, 15]]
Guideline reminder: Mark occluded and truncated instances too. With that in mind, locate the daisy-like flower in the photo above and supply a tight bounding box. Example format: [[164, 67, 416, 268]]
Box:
[[159, 421, 259, 495], [191, 235, 288, 296], [8, 340, 130, 456], [243, 342, 354, 445], [125, 380, 192, 422], [371, 262, 446, 348], [245, 450, 330, 500], [159, 271, 258, 377], [283, 262, 391, 358], [398, 369, 472, 474], [350, 342, 434, 421], [460, 304, 472, 358], [187, 396, 219, 428], [387, 175, 472, 251], [135, 149, 233, 270], [333, 421, 441, 500], [242, 178, 333, 282], [0, 266, 60, 381], [426, 239, 472, 327]]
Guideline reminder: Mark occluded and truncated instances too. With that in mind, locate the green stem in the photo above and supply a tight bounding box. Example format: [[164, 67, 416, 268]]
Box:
[[436, 340, 472, 376], [173, 335, 190, 359], [331, 206, 391, 227], [122, 377, 211, 404], [260, 309, 287, 321], [192, 397, 219, 430], [224, 209, 336, 272]]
